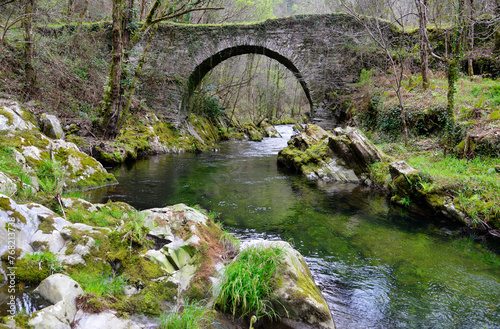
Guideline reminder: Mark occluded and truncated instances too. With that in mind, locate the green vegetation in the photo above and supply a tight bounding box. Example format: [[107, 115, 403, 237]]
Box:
[[37, 159, 64, 194], [406, 153, 500, 227], [71, 269, 127, 297], [158, 301, 214, 329], [0, 143, 35, 199], [15, 251, 63, 284], [121, 212, 152, 254], [215, 246, 284, 321]]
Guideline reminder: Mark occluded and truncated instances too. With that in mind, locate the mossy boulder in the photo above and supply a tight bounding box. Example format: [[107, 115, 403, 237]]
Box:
[[239, 240, 335, 329], [0, 172, 17, 195], [278, 124, 389, 183], [261, 120, 282, 138], [0, 130, 116, 191], [39, 113, 64, 140], [243, 122, 264, 141], [0, 100, 116, 193], [0, 101, 37, 131]]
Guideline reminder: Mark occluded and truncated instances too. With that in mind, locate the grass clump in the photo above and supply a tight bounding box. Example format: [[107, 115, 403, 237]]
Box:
[[70, 268, 127, 298], [37, 159, 65, 194], [15, 251, 64, 284], [215, 246, 284, 321], [158, 301, 214, 329]]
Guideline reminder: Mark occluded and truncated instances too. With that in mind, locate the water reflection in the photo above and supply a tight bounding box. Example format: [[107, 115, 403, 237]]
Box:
[[90, 125, 500, 329], [0, 284, 50, 316]]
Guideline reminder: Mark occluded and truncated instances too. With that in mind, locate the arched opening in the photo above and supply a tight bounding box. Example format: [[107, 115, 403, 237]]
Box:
[[182, 45, 314, 114]]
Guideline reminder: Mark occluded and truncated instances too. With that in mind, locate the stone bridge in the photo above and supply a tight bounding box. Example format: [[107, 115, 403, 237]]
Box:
[[138, 13, 380, 127]]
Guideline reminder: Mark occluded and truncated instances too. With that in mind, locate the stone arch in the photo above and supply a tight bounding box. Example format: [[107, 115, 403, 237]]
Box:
[[182, 45, 314, 113]]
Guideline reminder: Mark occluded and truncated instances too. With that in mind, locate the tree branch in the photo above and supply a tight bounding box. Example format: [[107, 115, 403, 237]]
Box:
[[151, 7, 224, 24], [0, 0, 15, 7]]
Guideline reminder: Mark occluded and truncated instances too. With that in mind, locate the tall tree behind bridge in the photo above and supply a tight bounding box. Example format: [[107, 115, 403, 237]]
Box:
[[415, 0, 430, 90], [98, 0, 222, 138], [341, 0, 411, 146]]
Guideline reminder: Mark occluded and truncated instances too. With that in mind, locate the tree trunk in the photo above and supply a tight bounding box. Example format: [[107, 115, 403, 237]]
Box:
[[494, 0, 500, 56], [99, 0, 124, 139], [68, 0, 74, 18], [444, 0, 465, 154], [445, 58, 458, 155], [415, 0, 430, 89], [467, 0, 475, 76], [140, 0, 147, 21], [75, 0, 88, 34], [22, 0, 37, 98]]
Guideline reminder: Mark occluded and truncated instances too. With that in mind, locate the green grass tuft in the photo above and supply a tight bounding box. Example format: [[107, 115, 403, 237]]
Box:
[[71, 269, 127, 297], [158, 301, 214, 329], [215, 246, 284, 321]]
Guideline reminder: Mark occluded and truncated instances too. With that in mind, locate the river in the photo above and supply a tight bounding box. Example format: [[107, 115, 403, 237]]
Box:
[[89, 125, 500, 329]]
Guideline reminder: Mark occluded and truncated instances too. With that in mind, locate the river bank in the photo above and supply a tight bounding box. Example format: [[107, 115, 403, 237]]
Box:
[[0, 102, 334, 328], [84, 125, 500, 328]]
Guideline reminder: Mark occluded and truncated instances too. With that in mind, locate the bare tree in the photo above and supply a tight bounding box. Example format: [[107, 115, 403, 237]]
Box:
[[426, 0, 466, 154], [494, 0, 500, 55], [99, 0, 223, 138], [466, 0, 476, 76], [341, 0, 410, 146], [22, 0, 38, 98], [415, 0, 430, 89]]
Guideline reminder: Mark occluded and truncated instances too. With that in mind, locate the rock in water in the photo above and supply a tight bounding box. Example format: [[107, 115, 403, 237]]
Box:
[[278, 124, 389, 184], [239, 240, 336, 329]]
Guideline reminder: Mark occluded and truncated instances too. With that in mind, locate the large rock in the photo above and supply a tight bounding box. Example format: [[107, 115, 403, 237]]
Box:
[[142, 204, 222, 291], [0, 172, 17, 196], [31, 275, 141, 329], [239, 240, 335, 329], [0, 100, 116, 192], [72, 310, 141, 329], [39, 113, 65, 140], [278, 125, 389, 183], [0, 194, 39, 256], [0, 100, 36, 131], [30, 274, 83, 328], [0, 194, 102, 261]]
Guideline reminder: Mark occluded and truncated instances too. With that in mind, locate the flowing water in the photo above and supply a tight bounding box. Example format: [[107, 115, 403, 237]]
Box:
[[86, 125, 499, 328]]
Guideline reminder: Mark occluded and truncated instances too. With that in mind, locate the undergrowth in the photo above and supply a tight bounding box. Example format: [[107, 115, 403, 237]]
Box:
[[405, 152, 500, 226]]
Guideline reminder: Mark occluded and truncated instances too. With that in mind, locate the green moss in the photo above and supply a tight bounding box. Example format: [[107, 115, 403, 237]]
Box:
[[488, 110, 500, 121], [66, 135, 88, 149], [14, 258, 51, 284], [37, 215, 56, 234], [184, 276, 211, 301], [122, 254, 165, 282], [115, 281, 177, 316], [31, 240, 49, 251], [19, 108, 37, 127], [0, 195, 26, 223], [289, 258, 329, 313], [14, 314, 32, 329], [0, 109, 14, 126]]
